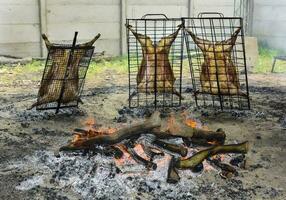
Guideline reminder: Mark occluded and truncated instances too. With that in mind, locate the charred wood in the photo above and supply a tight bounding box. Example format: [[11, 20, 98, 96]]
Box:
[[230, 154, 246, 167], [153, 139, 187, 157], [142, 144, 164, 162], [208, 158, 238, 178], [167, 156, 180, 184], [127, 147, 157, 170]]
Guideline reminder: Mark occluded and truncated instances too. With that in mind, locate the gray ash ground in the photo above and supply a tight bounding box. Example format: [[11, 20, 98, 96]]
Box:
[[2, 149, 280, 200], [0, 70, 285, 199]]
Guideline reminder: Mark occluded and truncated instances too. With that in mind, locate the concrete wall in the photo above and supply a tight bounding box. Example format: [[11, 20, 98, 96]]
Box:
[[0, 0, 41, 57], [0, 0, 285, 57], [252, 0, 286, 51], [46, 0, 121, 56], [190, 0, 234, 17]]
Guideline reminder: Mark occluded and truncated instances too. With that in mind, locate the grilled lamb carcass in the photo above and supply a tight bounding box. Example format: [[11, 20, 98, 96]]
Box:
[[127, 24, 183, 99], [186, 28, 245, 96], [29, 34, 100, 109]]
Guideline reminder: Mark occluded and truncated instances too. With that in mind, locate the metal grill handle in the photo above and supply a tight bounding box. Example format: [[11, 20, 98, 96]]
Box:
[[141, 14, 169, 19], [197, 12, 224, 18]]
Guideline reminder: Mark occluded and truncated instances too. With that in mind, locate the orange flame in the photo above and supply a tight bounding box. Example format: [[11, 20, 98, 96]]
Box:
[[71, 117, 117, 147], [181, 110, 200, 129], [182, 111, 210, 131], [185, 118, 198, 128]]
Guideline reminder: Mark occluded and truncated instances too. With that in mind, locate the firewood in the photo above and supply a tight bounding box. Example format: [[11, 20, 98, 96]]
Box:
[[151, 115, 226, 144], [167, 156, 180, 184], [208, 158, 238, 177], [191, 128, 226, 145], [142, 144, 164, 162], [153, 139, 187, 157], [60, 111, 226, 151], [60, 111, 161, 150], [175, 142, 249, 170], [219, 170, 234, 179], [111, 146, 124, 159], [73, 128, 89, 134], [127, 146, 157, 170]]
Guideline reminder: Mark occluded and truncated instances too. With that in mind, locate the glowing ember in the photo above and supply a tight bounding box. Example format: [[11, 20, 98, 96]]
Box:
[[203, 160, 215, 171], [133, 144, 149, 160], [114, 144, 134, 166], [220, 154, 226, 161], [113, 144, 150, 166], [156, 154, 172, 168], [207, 140, 220, 145]]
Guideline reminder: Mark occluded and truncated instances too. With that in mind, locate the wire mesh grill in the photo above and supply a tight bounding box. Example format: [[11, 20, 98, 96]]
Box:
[[36, 32, 95, 112], [183, 13, 250, 110], [126, 15, 184, 109]]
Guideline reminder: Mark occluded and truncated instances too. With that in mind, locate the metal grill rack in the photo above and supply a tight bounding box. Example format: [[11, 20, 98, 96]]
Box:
[[126, 14, 184, 109], [36, 32, 95, 113], [183, 13, 250, 110]]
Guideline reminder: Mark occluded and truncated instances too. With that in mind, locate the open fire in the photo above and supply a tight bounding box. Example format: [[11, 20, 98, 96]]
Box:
[[59, 111, 249, 183]]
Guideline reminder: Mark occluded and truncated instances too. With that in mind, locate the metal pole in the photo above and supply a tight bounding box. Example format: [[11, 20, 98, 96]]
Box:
[[56, 32, 78, 114]]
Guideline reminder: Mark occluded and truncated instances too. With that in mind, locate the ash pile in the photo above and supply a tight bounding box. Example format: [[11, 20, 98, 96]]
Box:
[[3, 110, 266, 200]]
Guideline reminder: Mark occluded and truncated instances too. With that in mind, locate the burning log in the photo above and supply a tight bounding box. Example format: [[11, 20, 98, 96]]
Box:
[[153, 139, 187, 157], [151, 114, 226, 145], [60, 111, 226, 152], [60, 111, 161, 151], [58, 144, 123, 159], [58, 111, 250, 184], [191, 128, 226, 145], [167, 156, 180, 184], [175, 142, 249, 171]]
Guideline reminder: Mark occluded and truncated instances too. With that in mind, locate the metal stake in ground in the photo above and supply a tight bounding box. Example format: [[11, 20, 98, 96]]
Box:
[[56, 32, 78, 114]]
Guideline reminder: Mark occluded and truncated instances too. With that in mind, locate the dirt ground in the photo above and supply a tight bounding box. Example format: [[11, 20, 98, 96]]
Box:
[[0, 66, 285, 199]]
